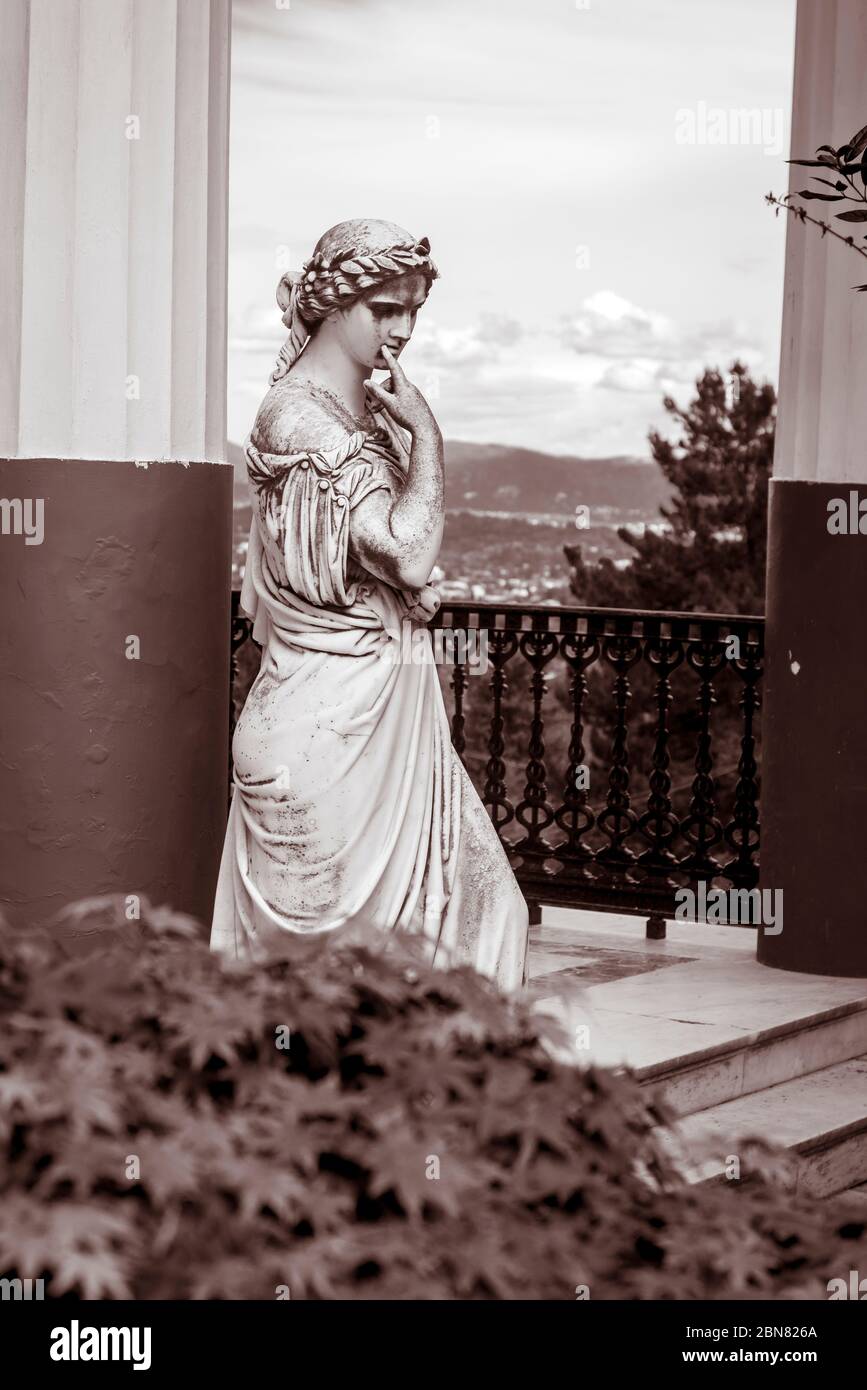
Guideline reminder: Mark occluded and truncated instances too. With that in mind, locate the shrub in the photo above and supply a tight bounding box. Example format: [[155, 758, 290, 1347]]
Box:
[[0, 896, 864, 1299]]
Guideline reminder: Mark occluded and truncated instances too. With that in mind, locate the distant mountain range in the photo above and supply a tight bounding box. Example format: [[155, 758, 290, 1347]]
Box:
[[442, 442, 671, 518], [229, 438, 672, 520]]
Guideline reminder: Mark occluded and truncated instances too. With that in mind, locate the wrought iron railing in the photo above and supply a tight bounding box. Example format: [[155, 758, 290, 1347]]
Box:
[[230, 593, 764, 936]]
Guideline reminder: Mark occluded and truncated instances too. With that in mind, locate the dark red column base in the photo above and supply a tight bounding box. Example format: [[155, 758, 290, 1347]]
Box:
[[0, 457, 234, 933], [757, 478, 867, 976]]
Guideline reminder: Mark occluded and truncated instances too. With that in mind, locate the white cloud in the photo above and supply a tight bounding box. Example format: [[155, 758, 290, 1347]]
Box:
[[227, 0, 795, 454], [560, 292, 676, 358], [229, 290, 771, 456]]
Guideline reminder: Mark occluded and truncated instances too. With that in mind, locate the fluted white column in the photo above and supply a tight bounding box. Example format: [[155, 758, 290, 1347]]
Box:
[[0, 0, 233, 933], [0, 0, 230, 462], [758, 0, 867, 977], [774, 0, 867, 487]]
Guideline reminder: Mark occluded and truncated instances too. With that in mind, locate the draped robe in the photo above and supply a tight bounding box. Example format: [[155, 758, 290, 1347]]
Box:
[[210, 395, 529, 993]]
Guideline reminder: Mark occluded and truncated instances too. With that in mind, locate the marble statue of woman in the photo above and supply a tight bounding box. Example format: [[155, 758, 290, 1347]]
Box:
[[210, 219, 529, 993]]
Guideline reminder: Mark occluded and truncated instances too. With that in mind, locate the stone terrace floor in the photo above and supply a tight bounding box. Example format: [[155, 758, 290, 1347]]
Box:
[[524, 906, 867, 1074]]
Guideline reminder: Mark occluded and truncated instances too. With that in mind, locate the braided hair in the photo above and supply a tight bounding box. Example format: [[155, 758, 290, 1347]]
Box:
[[270, 219, 440, 385]]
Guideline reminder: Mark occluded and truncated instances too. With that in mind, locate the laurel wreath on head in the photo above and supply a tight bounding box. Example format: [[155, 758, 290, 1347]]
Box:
[[294, 237, 439, 321]]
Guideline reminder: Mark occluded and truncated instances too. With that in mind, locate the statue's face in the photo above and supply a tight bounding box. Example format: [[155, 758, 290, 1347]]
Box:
[[331, 272, 429, 370]]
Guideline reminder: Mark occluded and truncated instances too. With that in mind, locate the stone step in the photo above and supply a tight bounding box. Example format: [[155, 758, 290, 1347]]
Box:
[[637, 996, 867, 1118], [654, 1055, 867, 1197], [530, 945, 867, 1118]]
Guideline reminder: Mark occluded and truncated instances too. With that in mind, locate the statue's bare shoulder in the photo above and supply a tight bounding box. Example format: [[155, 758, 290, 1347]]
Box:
[[251, 377, 352, 456]]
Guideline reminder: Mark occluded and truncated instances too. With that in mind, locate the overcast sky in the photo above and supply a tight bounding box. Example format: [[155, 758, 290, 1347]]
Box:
[[228, 0, 796, 457]]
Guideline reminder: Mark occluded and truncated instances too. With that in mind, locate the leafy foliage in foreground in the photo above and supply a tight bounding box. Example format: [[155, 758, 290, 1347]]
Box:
[[0, 896, 864, 1300]]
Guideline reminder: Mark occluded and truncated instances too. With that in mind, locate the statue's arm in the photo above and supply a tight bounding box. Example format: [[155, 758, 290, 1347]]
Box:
[[249, 383, 444, 592], [348, 426, 444, 591]]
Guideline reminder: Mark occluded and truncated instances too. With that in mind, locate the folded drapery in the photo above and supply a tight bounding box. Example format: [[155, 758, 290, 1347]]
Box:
[[211, 423, 528, 993]]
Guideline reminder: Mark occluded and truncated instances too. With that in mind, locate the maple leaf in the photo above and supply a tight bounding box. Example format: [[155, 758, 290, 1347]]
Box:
[[282, 1070, 365, 1128], [709, 1229, 773, 1294], [513, 1150, 590, 1205], [134, 1085, 202, 1135], [0, 1195, 134, 1298], [738, 1137, 800, 1190], [162, 988, 269, 1070], [58, 1076, 122, 1141], [419, 1008, 492, 1050], [624, 1265, 683, 1300], [0, 1069, 48, 1117], [30, 1132, 134, 1199], [52, 1243, 133, 1300], [228, 1155, 309, 1225], [472, 1058, 538, 1145], [277, 982, 354, 1060], [41, 1019, 124, 1133], [776, 1276, 828, 1300], [0, 1193, 60, 1276], [139, 900, 204, 940], [189, 1254, 270, 1300], [364, 1128, 484, 1219], [512, 1096, 584, 1174], [425, 1207, 564, 1299], [448, 1224, 521, 1299], [28, 952, 138, 1032], [127, 1133, 202, 1206], [293, 1174, 358, 1234], [281, 1232, 365, 1299]]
